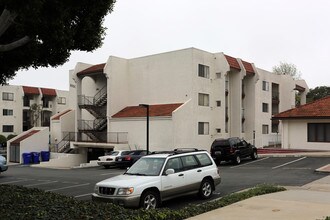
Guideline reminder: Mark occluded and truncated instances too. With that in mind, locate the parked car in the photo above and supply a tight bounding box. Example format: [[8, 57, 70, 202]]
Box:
[[92, 149, 221, 209], [98, 150, 130, 168], [0, 155, 8, 174], [210, 137, 258, 165], [115, 150, 148, 168]]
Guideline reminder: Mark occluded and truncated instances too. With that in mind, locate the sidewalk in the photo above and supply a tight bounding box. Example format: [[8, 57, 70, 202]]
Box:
[[188, 156, 330, 220]]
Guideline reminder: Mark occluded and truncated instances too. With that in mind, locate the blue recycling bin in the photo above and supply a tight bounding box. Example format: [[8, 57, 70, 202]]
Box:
[[22, 153, 32, 164], [31, 152, 40, 164], [41, 151, 50, 162]]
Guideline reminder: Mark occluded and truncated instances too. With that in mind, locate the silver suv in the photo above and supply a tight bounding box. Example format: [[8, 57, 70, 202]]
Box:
[[0, 155, 8, 174], [92, 149, 221, 209]]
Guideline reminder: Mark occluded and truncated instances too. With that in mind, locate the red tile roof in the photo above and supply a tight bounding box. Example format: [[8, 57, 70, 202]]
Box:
[[273, 96, 330, 120], [112, 103, 183, 118], [77, 63, 106, 76], [11, 130, 40, 144], [52, 109, 72, 120], [23, 86, 40, 95], [241, 60, 255, 76], [224, 55, 241, 70], [41, 88, 57, 96]]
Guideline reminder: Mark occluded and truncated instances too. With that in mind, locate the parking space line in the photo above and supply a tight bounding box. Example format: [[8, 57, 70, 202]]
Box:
[[0, 178, 32, 185], [272, 157, 307, 169], [74, 193, 93, 198], [230, 157, 269, 168], [25, 181, 58, 187], [45, 183, 90, 192]]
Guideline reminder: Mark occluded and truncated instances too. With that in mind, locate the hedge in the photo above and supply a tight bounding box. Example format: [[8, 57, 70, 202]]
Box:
[[0, 184, 285, 220]]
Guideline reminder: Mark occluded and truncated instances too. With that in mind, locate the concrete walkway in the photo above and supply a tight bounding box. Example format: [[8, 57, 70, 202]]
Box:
[[188, 164, 330, 220]]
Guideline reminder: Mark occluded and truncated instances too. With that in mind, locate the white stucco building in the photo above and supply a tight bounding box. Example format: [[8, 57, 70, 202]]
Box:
[[51, 48, 308, 162], [273, 96, 330, 151], [0, 85, 70, 138]]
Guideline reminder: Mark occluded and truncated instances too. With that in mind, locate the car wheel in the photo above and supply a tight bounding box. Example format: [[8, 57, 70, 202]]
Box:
[[251, 150, 258, 160], [140, 190, 160, 210], [199, 178, 213, 199], [233, 155, 241, 165]]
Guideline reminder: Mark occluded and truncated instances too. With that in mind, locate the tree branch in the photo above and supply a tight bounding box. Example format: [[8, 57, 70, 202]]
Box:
[[0, 9, 17, 37], [0, 36, 31, 52]]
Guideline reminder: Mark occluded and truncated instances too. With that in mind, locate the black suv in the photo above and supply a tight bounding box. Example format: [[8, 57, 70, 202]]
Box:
[[210, 137, 258, 165]]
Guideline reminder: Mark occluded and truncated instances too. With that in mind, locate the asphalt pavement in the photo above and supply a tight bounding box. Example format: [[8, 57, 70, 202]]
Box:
[[187, 152, 330, 220]]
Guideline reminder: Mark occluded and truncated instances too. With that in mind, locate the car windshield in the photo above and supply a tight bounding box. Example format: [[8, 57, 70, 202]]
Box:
[[125, 157, 165, 176], [106, 151, 119, 156]]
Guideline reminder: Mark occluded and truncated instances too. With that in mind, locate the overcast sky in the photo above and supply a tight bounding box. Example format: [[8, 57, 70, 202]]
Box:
[[9, 0, 330, 90]]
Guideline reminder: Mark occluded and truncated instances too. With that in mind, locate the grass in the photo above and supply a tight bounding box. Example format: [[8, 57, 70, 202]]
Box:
[[0, 184, 285, 220]]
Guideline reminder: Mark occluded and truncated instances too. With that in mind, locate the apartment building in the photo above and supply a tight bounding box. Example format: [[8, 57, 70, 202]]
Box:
[[53, 48, 308, 162], [0, 85, 70, 138]]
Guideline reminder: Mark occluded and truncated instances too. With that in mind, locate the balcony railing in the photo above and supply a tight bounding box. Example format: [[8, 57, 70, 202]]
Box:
[[63, 132, 128, 144]]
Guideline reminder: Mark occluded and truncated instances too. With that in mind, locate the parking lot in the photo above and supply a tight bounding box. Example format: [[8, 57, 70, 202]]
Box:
[[1, 156, 329, 209]]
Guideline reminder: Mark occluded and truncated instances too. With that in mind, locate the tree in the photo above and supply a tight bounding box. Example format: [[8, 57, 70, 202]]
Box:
[[30, 103, 42, 127], [306, 86, 330, 102], [272, 62, 301, 80], [0, 0, 115, 84], [0, 134, 6, 148]]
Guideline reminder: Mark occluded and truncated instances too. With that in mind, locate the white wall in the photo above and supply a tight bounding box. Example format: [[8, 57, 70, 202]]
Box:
[[109, 117, 173, 152], [281, 119, 330, 151], [0, 85, 23, 136], [50, 109, 75, 144]]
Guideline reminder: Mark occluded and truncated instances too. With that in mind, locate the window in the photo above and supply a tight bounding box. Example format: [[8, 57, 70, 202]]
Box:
[[164, 157, 183, 173], [262, 81, 269, 91], [3, 109, 13, 116], [58, 97, 66, 105], [216, 72, 221, 78], [2, 92, 14, 101], [181, 155, 199, 170], [198, 64, 210, 78], [195, 153, 213, 166], [216, 128, 221, 133], [308, 123, 330, 142], [198, 122, 209, 135], [262, 103, 269, 113], [3, 125, 13, 132], [216, 100, 221, 107], [262, 125, 269, 134], [198, 93, 209, 106]]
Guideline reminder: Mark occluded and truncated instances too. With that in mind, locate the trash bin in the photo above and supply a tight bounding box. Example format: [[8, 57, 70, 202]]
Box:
[[41, 151, 50, 162], [22, 153, 32, 164], [31, 152, 40, 164]]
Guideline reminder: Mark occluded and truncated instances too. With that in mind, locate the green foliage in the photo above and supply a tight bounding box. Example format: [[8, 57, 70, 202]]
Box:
[[0, 184, 285, 220], [306, 86, 330, 103], [0, 134, 6, 144], [272, 62, 301, 80], [6, 134, 16, 140], [0, 0, 116, 84]]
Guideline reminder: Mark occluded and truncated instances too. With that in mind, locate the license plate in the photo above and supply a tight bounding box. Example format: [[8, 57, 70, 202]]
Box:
[[118, 158, 122, 161], [215, 151, 221, 155]]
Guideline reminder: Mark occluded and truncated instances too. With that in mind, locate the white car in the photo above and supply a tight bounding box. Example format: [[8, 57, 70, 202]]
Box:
[[0, 155, 8, 174], [97, 150, 129, 168], [92, 149, 221, 209]]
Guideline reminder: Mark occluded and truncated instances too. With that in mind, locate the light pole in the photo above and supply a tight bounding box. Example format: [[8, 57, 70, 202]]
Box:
[[139, 104, 149, 154]]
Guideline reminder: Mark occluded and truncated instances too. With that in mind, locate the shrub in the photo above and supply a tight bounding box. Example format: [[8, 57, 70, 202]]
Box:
[[0, 184, 285, 220], [7, 134, 17, 140], [0, 134, 6, 144]]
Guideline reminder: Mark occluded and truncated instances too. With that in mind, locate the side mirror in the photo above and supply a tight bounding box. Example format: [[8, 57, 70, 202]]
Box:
[[165, 168, 175, 175]]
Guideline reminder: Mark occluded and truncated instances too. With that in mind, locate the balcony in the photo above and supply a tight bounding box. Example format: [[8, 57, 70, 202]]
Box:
[[63, 132, 128, 144]]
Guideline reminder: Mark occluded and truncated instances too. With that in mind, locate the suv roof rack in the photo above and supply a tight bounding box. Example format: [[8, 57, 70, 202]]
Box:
[[172, 148, 206, 154], [150, 148, 206, 156]]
